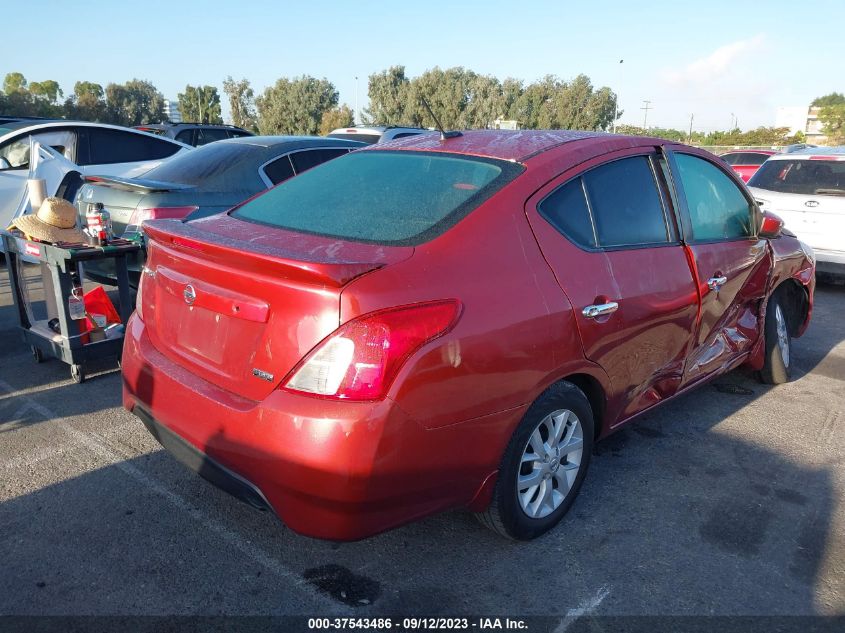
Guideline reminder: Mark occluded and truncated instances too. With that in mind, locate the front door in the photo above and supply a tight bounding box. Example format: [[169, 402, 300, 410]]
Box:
[[665, 150, 771, 385], [526, 149, 699, 426]]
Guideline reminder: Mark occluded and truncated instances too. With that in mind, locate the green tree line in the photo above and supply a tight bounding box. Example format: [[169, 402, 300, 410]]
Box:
[[3, 70, 843, 144]]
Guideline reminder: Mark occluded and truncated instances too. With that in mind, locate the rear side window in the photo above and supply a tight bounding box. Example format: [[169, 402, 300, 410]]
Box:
[[175, 130, 195, 145], [583, 156, 670, 246], [675, 153, 753, 241], [81, 128, 182, 165], [538, 179, 595, 248], [231, 151, 522, 245], [290, 148, 348, 174], [263, 155, 295, 185], [538, 155, 671, 249], [748, 159, 845, 195], [196, 128, 230, 146]]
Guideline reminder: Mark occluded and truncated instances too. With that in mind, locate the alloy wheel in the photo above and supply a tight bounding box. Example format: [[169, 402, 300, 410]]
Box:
[[517, 408, 584, 519]]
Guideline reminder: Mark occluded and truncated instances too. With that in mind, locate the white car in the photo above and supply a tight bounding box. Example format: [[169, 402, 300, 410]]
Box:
[[0, 119, 191, 242], [327, 125, 433, 145], [748, 147, 845, 276]]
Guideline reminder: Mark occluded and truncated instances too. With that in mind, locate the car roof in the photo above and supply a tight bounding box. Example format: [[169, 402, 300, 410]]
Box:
[[766, 146, 845, 160], [363, 129, 607, 162], [213, 135, 366, 151], [0, 120, 190, 146]]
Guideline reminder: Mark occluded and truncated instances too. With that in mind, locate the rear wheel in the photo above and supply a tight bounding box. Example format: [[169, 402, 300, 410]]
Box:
[[477, 381, 594, 540], [759, 292, 792, 384]]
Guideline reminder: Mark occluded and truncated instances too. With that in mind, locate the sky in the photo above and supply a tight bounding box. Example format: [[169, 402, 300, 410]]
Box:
[[4, 0, 844, 132]]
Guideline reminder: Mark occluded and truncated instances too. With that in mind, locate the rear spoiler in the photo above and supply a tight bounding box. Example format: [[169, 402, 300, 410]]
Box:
[[83, 175, 194, 193], [143, 219, 396, 288]]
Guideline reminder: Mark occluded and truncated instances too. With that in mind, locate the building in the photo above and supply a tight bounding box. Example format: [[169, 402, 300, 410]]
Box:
[[775, 105, 827, 144], [163, 100, 182, 124]]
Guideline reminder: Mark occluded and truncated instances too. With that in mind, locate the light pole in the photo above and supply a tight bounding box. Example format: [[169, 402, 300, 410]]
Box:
[[354, 76, 359, 125], [612, 59, 623, 134]]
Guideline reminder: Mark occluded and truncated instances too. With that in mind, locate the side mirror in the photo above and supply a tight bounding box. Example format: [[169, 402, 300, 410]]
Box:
[[759, 211, 784, 238]]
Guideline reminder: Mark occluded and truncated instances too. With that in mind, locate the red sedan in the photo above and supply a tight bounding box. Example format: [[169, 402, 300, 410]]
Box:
[[719, 149, 777, 182], [122, 131, 815, 541]]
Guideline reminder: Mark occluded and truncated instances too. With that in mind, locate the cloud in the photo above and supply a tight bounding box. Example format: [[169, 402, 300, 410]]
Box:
[[662, 35, 766, 87]]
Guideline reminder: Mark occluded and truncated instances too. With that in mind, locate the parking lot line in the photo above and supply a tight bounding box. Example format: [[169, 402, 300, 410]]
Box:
[[0, 378, 347, 614], [553, 585, 611, 632]]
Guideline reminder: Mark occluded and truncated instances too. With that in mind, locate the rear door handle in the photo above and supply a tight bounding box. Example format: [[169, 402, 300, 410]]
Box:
[[707, 276, 728, 291], [582, 302, 619, 319]]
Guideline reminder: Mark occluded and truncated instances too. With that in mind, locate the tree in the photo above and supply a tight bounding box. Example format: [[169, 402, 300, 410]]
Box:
[[319, 105, 354, 135], [67, 81, 107, 121], [819, 104, 845, 144], [3, 72, 27, 95], [364, 66, 411, 125], [256, 75, 338, 135], [105, 79, 165, 126], [222, 76, 256, 131], [811, 93, 845, 107], [178, 85, 223, 124]]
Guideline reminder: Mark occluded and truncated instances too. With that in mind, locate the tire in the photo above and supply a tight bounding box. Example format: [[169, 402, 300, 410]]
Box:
[[477, 381, 594, 540], [759, 291, 792, 385], [70, 363, 85, 384], [31, 345, 44, 364]]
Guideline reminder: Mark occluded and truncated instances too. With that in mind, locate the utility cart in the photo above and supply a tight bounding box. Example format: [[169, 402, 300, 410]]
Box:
[[2, 233, 140, 383]]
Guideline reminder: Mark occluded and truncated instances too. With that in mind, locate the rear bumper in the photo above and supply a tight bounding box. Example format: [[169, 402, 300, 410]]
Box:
[[134, 405, 272, 512], [122, 313, 505, 540]]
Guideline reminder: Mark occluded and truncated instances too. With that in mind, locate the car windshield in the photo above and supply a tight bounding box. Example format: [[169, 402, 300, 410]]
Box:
[[230, 150, 523, 245], [749, 159, 845, 195], [142, 142, 254, 185]]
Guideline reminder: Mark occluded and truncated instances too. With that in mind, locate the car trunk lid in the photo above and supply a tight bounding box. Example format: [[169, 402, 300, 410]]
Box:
[[141, 214, 413, 401]]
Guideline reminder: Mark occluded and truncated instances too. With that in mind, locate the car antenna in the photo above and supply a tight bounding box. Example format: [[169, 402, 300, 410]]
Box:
[[419, 95, 462, 140]]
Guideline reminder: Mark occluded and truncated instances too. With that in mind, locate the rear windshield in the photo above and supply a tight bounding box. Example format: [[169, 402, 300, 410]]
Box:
[[230, 150, 523, 245], [748, 159, 845, 195], [141, 142, 256, 186], [327, 133, 380, 145]]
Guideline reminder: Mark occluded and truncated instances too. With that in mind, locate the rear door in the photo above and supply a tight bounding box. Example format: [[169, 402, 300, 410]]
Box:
[[665, 149, 771, 385], [526, 148, 699, 425]]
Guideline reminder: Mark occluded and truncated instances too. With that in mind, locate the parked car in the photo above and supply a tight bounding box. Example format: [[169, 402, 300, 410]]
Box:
[[76, 135, 364, 285], [327, 125, 433, 145], [719, 149, 777, 182], [123, 130, 814, 541], [0, 120, 190, 243], [748, 146, 845, 277], [134, 122, 253, 147]]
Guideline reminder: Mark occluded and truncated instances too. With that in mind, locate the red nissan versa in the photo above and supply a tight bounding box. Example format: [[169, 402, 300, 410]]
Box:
[[122, 130, 815, 541]]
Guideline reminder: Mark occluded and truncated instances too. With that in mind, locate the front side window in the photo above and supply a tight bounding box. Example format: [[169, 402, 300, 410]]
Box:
[[231, 151, 521, 245], [675, 153, 753, 241], [0, 137, 30, 170]]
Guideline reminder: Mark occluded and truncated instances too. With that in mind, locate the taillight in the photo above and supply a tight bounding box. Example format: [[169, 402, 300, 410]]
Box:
[[283, 300, 461, 401], [128, 206, 198, 228]]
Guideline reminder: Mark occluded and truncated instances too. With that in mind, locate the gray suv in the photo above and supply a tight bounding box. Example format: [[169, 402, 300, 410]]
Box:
[[134, 123, 253, 147]]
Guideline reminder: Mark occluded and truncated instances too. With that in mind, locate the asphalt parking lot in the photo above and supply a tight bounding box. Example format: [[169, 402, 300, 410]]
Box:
[[1, 260, 843, 622]]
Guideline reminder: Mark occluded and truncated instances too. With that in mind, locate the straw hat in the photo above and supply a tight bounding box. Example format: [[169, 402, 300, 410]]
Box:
[[8, 197, 84, 244]]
